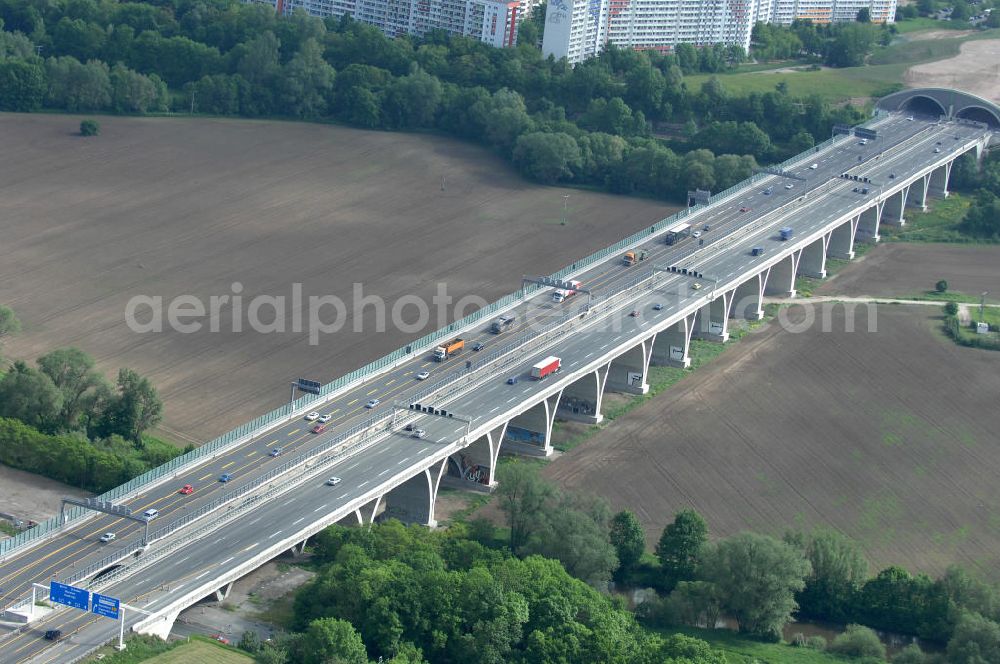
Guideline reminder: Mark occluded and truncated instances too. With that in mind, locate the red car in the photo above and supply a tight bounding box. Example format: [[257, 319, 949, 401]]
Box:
[[739, 207, 750, 212], [211, 634, 230, 645], [311, 423, 327, 434], [178, 484, 194, 495]]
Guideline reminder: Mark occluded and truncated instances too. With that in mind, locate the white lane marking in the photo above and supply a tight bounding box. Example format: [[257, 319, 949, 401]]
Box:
[[172, 583, 186, 593], [398, 457, 410, 465], [247, 517, 261, 526], [507, 397, 517, 403], [338, 492, 350, 499], [379, 469, 390, 476], [220, 557, 234, 566], [454, 425, 464, 433], [419, 447, 428, 453], [195, 571, 210, 581], [313, 504, 328, 512], [359, 481, 369, 487], [347, 463, 359, 470], [268, 530, 284, 539], [489, 406, 500, 413], [293, 517, 304, 525], [437, 438, 447, 443], [243, 543, 258, 552]]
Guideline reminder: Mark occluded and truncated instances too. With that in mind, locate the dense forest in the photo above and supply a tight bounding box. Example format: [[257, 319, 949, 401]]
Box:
[[0, 0, 869, 202]]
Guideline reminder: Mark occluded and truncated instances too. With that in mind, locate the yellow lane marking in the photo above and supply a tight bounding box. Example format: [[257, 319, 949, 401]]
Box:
[[366, 388, 378, 395], [287, 429, 300, 436], [199, 473, 212, 481], [221, 461, 235, 470], [347, 399, 358, 405]]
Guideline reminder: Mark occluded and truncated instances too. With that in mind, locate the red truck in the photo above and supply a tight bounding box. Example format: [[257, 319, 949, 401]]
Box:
[[531, 356, 561, 380]]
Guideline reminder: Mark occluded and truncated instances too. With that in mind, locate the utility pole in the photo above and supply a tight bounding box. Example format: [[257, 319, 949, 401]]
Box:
[[560, 195, 570, 226], [981, 291, 988, 322]]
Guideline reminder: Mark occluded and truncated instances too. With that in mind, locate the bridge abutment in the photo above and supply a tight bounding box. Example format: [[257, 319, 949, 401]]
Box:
[[135, 608, 181, 640]]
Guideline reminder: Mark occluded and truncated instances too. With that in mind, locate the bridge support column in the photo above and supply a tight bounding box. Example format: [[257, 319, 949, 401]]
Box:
[[505, 392, 562, 457], [134, 608, 181, 640], [763, 250, 801, 299], [289, 537, 309, 557], [558, 365, 608, 424], [730, 275, 765, 321], [856, 201, 883, 243], [882, 184, 909, 226], [606, 339, 653, 394], [798, 234, 830, 279], [213, 581, 234, 602], [909, 174, 930, 211], [448, 422, 506, 487], [693, 290, 734, 342], [381, 458, 447, 527], [929, 161, 952, 199], [829, 215, 859, 259], [650, 313, 696, 368]]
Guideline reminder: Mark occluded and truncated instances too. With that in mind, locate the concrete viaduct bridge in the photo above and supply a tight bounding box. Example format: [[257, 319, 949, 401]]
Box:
[[2, 91, 994, 661]]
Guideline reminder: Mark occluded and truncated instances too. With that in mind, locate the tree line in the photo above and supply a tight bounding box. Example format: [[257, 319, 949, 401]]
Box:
[[751, 19, 893, 67], [0, 0, 864, 202], [951, 151, 1000, 241], [0, 307, 180, 493]]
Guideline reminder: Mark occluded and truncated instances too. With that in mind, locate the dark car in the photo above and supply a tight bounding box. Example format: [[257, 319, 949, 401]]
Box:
[[44, 630, 62, 641], [473, 342, 484, 351]]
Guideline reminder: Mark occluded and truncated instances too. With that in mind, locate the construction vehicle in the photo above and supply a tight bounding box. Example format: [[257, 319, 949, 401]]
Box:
[[552, 280, 582, 303], [531, 356, 561, 380], [779, 227, 794, 241], [623, 250, 647, 266], [490, 315, 516, 334], [433, 338, 464, 361]]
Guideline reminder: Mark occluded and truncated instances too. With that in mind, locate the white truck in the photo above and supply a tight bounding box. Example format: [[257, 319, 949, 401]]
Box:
[[552, 280, 582, 303]]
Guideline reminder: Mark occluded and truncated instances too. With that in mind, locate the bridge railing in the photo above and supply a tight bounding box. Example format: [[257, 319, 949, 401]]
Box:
[[0, 112, 910, 560]]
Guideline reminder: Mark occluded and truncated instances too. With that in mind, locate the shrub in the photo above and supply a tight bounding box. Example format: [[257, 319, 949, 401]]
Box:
[[806, 635, 828, 650], [829, 624, 887, 659], [935, 280, 948, 293], [944, 302, 959, 316], [80, 119, 100, 136]]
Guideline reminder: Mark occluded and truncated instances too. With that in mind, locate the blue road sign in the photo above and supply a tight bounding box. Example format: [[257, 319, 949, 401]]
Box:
[[50, 581, 89, 611], [91, 592, 121, 620]]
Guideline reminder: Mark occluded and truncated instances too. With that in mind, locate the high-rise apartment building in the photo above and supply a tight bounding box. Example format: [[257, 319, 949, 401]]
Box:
[[267, 0, 519, 48], [543, 0, 896, 63]]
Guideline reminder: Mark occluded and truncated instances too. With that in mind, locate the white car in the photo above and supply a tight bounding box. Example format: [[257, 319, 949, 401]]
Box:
[[906, 116, 914, 121], [412, 429, 427, 439], [142, 508, 159, 520], [317, 413, 332, 423], [416, 371, 430, 381], [809, 163, 818, 169], [325, 477, 342, 486], [692, 231, 702, 238], [99, 532, 116, 543], [692, 283, 702, 290], [304, 412, 320, 421], [784, 183, 794, 189], [365, 399, 380, 409]]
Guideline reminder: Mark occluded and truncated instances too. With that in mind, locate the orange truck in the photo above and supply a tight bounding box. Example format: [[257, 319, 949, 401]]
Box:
[[433, 338, 464, 361], [623, 250, 647, 266]]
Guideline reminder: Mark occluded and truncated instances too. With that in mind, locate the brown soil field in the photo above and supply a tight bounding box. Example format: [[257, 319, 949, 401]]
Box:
[[0, 114, 672, 443], [905, 39, 1000, 103], [817, 243, 1000, 299], [544, 303, 1000, 577]]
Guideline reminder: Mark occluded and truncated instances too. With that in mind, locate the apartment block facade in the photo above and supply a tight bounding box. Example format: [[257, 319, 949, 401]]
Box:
[[544, 0, 896, 63], [269, 0, 519, 48]]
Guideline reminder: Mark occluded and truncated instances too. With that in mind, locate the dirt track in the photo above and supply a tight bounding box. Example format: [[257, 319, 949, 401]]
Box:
[[0, 114, 672, 443], [544, 303, 1000, 576]]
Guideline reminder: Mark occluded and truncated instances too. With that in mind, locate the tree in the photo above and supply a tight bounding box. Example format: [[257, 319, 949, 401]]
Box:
[[0, 361, 64, 432], [609, 510, 645, 576], [496, 461, 554, 553], [936, 280, 949, 293], [512, 132, 582, 184], [46, 57, 112, 111], [0, 306, 20, 340], [946, 612, 1000, 664], [110, 64, 167, 113], [93, 368, 162, 443], [525, 492, 619, 586], [80, 119, 100, 136], [295, 617, 368, 664], [856, 7, 871, 21], [37, 348, 109, 430], [961, 191, 1000, 238], [700, 532, 811, 638], [238, 629, 262, 653], [0, 59, 47, 112], [893, 643, 929, 664], [826, 23, 878, 68], [656, 510, 708, 589], [945, 302, 959, 316], [280, 38, 335, 118], [828, 624, 886, 659], [795, 528, 868, 623]]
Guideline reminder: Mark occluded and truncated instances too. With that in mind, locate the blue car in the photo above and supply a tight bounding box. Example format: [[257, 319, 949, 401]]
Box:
[[219, 473, 232, 483]]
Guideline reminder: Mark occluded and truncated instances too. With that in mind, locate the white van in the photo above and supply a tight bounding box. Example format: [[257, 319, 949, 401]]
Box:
[[143, 508, 159, 520]]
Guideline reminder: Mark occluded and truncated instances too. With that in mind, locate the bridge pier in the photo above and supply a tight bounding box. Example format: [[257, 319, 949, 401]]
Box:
[[910, 174, 930, 211], [650, 313, 696, 368], [798, 234, 829, 279], [856, 201, 883, 243], [289, 537, 309, 557], [929, 161, 952, 199], [882, 184, 908, 226], [606, 339, 652, 394], [829, 214, 860, 259], [558, 365, 608, 424], [134, 608, 181, 640], [731, 277, 764, 321], [449, 422, 506, 487], [763, 250, 801, 299], [213, 581, 234, 602], [693, 290, 734, 342], [505, 392, 562, 457], [381, 459, 447, 527]]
